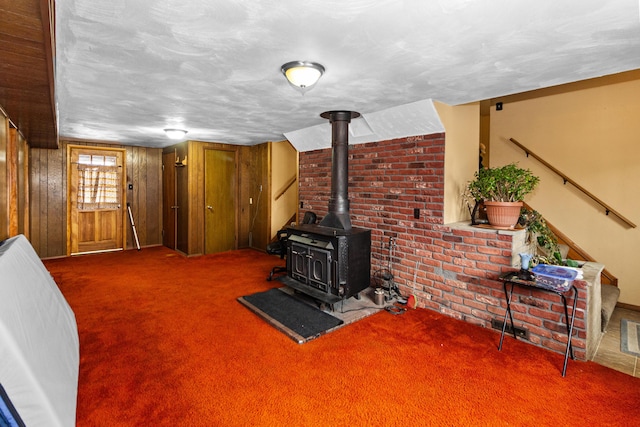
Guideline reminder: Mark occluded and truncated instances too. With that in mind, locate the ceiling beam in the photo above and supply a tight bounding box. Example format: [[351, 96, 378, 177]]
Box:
[[0, 0, 58, 149]]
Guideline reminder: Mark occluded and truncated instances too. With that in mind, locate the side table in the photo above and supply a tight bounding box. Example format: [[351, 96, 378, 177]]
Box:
[[498, 271, 578, 377]]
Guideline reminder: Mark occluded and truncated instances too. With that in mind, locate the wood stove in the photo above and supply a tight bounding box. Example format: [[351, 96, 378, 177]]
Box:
[[280, 111, 371, 305], [282, 224, 371, 304]]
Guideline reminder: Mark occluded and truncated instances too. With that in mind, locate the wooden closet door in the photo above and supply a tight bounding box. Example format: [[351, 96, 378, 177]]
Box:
[[204, 149, 236, 254]]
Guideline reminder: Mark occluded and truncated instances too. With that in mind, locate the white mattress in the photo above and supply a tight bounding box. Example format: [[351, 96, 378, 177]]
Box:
[[0, 235, 79, 426]]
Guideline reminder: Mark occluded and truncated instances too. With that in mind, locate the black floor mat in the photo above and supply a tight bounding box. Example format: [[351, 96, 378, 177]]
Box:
[[238, 288, 344, 344]]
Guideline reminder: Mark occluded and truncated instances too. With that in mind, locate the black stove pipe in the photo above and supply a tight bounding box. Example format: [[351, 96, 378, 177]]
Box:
[[318, 110, 360, 231]]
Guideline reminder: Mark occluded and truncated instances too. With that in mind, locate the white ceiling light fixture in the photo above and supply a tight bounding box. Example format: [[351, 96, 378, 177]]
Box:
[[281, 61, 325, 93], [164, 128, 188, 140]]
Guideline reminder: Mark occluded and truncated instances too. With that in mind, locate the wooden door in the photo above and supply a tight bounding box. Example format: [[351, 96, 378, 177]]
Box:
[[162, 152, 177, 249], [204, 149, 236, 254], [68, 146, 126, 255]]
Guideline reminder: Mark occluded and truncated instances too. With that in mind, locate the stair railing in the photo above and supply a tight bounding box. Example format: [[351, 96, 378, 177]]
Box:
[[509, 138, 636, 228], [274, 175, 297, 201]]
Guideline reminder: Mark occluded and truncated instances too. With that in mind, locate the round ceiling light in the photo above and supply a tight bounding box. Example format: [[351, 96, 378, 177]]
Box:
[[164, 128, 188, 140], [281, 61, 325, 93]]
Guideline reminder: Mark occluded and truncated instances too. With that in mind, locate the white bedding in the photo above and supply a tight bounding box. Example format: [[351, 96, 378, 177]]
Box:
[[0, 235, 79, 426]]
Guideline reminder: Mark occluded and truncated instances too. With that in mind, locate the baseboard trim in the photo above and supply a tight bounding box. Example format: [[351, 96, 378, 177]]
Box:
[[616, 302, 640, 312]]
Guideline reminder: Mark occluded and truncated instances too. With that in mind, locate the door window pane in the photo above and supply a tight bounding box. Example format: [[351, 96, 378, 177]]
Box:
[[77, 164, 120, 210]]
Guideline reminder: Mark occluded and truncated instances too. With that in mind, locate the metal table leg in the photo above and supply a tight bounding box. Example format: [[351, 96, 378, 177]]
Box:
[[498, 274, 579, 377], [561, 285, 578, 377], [498, 281, 517, 351]]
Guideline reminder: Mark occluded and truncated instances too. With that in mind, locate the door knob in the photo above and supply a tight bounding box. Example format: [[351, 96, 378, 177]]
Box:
[[206, 205, 213, 211]]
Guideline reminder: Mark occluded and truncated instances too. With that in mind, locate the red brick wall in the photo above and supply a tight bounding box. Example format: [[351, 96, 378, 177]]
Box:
[[298, 133, 587, 360]]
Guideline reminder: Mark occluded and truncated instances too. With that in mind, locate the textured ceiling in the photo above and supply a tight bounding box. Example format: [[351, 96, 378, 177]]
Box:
[[56, 0, 640, 149]]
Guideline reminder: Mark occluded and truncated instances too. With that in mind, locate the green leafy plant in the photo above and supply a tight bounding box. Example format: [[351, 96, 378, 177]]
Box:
[[467, 163, 540, 202], [518, 207, 581, 267], [518, 208, 560, 259]]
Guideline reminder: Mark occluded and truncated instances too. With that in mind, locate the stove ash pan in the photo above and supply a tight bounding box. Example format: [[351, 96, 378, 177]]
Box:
[[283, 224, 371, 305]]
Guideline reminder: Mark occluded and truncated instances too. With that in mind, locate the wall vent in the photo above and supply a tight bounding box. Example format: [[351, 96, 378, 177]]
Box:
[[491, 318, 529, 339]]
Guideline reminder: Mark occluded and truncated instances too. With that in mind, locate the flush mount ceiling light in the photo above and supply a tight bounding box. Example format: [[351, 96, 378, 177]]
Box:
[[164, 128, 188, 140], [281, 61, 325, 93]]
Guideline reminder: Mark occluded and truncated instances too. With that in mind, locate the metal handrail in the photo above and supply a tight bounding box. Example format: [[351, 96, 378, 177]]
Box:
[[509, 138, 636, 228]]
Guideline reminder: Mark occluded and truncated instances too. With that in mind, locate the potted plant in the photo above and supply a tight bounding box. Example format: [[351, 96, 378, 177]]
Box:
[[466, 163, 539, 229]]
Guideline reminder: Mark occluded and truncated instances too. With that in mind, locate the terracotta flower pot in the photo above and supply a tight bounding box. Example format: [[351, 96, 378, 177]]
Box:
[[483, 201, 523, 229]]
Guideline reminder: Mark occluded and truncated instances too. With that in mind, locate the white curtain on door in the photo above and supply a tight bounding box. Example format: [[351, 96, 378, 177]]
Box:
[[76, 165, 120, 210]]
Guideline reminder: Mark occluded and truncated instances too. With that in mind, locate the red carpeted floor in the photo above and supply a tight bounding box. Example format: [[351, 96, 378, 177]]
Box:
[[45, 246, 640, 426]]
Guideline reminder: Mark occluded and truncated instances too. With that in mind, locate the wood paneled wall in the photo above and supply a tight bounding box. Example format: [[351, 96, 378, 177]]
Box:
[[30, 140, 163, 258], [239, 143, 269, 250], [8, 128, 29, 237], [16, 129, 29, 236], [0, 114, 8, 241], [126, 145, 163, 252], [29, 142, 65, 257], [0, 112, 29, 242], [185, 140, 207, 255], [165, 140, 270, 255]]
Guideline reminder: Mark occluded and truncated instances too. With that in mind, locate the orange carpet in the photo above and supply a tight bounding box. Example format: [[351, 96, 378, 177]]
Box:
[[45, 246, 640, 426]]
